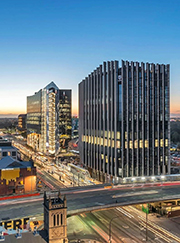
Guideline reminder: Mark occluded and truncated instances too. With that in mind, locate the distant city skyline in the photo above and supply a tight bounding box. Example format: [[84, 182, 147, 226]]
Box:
[[0, 0, 180, 117]]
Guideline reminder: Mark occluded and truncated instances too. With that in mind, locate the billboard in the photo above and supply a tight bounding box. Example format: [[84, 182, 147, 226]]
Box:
[[0, 215, 43, 235]]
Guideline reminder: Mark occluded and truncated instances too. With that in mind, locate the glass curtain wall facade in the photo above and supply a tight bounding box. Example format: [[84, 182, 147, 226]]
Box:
[[41, 83, 60, 155], [59, 90, 72, 149], [18, 114, 27, 130], [27, 90, 42, 151], [27, 82, 71, 156], [79, 60, 170, 180]]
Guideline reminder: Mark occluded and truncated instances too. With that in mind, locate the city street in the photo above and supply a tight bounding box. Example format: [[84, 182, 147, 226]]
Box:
[[78, 207, 180, 242], [1, 184, 180, 220], [12, 139, 98, 188]]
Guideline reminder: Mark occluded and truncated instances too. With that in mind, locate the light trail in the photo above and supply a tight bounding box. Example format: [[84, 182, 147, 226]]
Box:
[[0, 197, 43, 206], [126, 206, 180, 242], [112, 190, 158, 198]]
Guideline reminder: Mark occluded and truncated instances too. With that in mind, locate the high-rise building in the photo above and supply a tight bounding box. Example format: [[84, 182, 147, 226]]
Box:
[[79, 60, 170, 182], [27, 82, 71, 155], [18, 114, 27, 131], [59, 90, 72, 149]]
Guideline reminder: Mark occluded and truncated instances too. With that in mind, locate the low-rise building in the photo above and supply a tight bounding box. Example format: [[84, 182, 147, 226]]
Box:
[[0, 138, 18, 160], [0, 156, 36, 196]]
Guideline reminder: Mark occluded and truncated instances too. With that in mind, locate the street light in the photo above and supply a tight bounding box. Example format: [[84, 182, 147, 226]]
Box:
[[109, 216, 120, 243]]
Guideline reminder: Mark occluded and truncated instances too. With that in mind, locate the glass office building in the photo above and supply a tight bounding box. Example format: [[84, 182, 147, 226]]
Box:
[[27, 82, 72, 155], [79, 60, 170, 181], [18, 114, 27, 131], [59, 90, 72, 149]]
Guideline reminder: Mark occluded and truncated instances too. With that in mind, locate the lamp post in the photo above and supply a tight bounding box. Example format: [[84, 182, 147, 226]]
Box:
[[109, 216, 120, 243]]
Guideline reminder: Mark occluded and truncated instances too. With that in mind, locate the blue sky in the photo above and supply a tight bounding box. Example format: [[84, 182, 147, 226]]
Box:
[[0, 0, 180, 116]]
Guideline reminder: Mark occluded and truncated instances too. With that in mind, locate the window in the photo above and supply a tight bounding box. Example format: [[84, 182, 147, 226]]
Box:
[[61, 214, 63, 225], [57, 214, 59, 225], [12, 151, 16, 156], [2, 151, 7, 157], [53, 215, 56, 226]]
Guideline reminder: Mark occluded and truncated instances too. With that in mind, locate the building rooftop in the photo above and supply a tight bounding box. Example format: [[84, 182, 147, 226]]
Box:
[[0, 146, 17, 151], [0, 138, 16, 148], [44, 81, 59, 91], [0, 156, 34, 170]]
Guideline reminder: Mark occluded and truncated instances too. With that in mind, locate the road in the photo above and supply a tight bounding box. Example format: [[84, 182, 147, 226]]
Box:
[[1, 184, 180, 221], [37, 170, 67, 190], [12, 139, 98, 187], [79, 207, 180, 242]]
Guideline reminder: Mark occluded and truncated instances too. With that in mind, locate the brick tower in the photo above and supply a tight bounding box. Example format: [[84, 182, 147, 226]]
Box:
[[44, 191, 68, 243]]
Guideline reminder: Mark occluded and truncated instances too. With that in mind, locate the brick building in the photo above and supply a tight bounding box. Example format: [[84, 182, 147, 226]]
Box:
[[0, 156, 36, 196]]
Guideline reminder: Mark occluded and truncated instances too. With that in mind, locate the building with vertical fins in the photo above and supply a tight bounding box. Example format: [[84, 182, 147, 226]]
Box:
[[27, 82, 71, 156], [79, 60, 170, 182]]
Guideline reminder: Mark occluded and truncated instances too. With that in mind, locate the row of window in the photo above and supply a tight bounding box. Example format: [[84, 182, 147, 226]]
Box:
[[0, 151, 16, 157], [53, 214, 63, 226]]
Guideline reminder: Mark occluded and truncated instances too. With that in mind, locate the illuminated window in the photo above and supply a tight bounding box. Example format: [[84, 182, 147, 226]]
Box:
[[145, 140, 149, 148], [129, 141, 133, 149], [125, 141, 127, 149], [105, 131, 107, 138], [140, 140, 143, 148], [134, 140, 138, 149], [125, 132, 127, 140], [116, 141, 120, 148]]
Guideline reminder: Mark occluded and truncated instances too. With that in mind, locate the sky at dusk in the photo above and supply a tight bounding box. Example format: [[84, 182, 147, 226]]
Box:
[[0, 0, 180, 117]]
